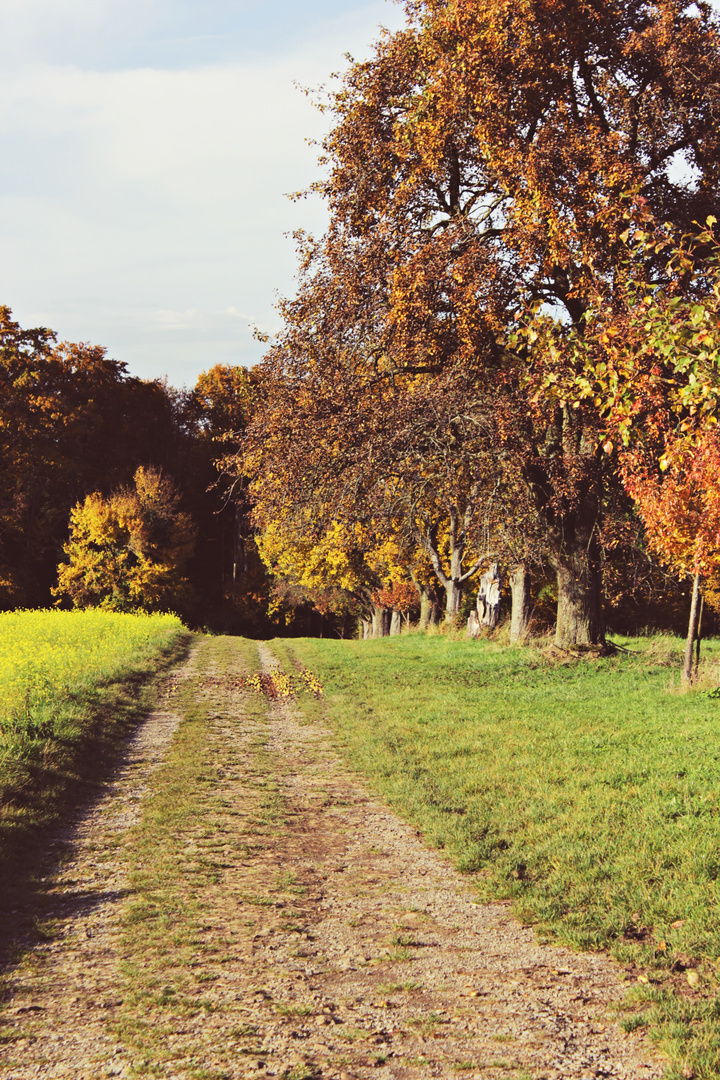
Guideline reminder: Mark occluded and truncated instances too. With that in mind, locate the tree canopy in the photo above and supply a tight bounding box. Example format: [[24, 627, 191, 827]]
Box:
[[55, 467, 196, 614], [232, 0, 720, 644], [5, 1, 720, 644]]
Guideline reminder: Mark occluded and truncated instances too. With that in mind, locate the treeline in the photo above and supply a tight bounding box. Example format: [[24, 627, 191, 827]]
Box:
[[223, 0, 720, 658], [0, 306, 273, 633], [7, 0, 720, 657]]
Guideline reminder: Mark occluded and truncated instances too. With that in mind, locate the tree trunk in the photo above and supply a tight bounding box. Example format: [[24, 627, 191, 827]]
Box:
[[682, 573, 702, 687], [510, 564, 532, 644], [526, 428, 604, 648], [695, 594, 705, 679], [443, 543, 465, 621], [550, 512, 604, 648], [390, 610, 402, 636], [477, 563, 502, 628], [360, 618, 371, 640], [419, 588, 441, 630], [371, 605, 390, 637], [554, 558, 604, 647], [443, 578, 463, 621]]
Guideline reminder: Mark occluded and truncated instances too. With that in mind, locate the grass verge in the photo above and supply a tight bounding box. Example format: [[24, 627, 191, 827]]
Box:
[[280, 632, 720, 1080], [0, 611, 190, 936]]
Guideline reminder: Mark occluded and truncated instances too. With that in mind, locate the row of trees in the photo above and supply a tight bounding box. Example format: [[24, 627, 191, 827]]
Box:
[[224, 0, 720, 661], [4, 0, 720, 662]]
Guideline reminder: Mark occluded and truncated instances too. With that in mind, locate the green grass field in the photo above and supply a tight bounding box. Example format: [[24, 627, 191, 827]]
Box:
[[279, 632, 720, 1079], [5, 616, 720, 1076]]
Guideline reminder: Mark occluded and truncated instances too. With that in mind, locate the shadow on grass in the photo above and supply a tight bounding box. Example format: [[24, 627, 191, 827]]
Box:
[[0, 631, 194, 975]]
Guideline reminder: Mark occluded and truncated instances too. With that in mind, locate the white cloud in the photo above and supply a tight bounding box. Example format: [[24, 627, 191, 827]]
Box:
[[0, 55, 330, 382], [155, 308, 202, 327], [0, 1, 406, 385]]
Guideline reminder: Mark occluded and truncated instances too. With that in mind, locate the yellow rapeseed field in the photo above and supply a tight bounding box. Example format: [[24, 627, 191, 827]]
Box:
[[0, 609, 183, 736]]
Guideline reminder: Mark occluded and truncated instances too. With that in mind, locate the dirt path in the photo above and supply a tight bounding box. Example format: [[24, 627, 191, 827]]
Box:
[[0, 637, 663, 1080]]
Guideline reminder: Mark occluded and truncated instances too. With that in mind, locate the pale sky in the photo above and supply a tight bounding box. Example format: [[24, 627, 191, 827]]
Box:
[[0, 0, 407, 386]]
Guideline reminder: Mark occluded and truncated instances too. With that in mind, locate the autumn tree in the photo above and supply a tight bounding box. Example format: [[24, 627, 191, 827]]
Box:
[[190, 363, 262, 438], [258, 515, 385, 633], [180, 363, 277, 631], [55, 466, 196, 614], [523, 207, 720, 645], [624, 432, 720, 683], [557, 219, 720, 670], [0, 307, 183, 608], [250, 0, 720, 646], [239, 322, 540, 625]]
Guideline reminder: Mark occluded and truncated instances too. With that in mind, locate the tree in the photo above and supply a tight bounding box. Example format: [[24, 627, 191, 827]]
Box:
[[617, 224, 720, 677], [269, 0, 720, 646], [624, 432, 720, 683], [55, 466, 196, 614], [240, 342, 535, 623], [183, 363, 275, 632], [190, 363, 262, 438], [533, 214, 720, 668], [254, 487, 427, 636]]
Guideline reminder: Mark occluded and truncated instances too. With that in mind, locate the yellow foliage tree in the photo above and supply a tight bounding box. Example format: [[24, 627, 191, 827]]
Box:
[[257, 512, 427, 631], [54, 466, 196, 614], [259, 519, 370, 600]]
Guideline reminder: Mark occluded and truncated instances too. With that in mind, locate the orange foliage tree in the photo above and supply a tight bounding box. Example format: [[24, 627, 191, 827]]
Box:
[[55, 466, 196, 615], [0, 307, 181, 608], [239, 345, 539, 624], [525, 216, 720, 662], [624, 433, 720, 683]]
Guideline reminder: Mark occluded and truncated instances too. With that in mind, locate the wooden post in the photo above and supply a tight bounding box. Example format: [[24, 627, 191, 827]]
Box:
[[695, 593, 705, 679], [682, 573, 702, 688]]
